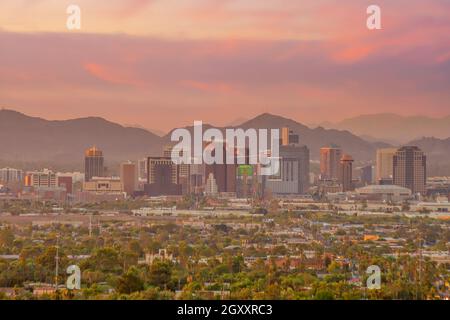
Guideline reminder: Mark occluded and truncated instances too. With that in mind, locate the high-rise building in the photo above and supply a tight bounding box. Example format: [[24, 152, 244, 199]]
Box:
[[164, 144, 191, 195], [138, 158, 148, 181], [144, 157, 181, 196], [204, 144, 237, 193], [281, 127, 299, 146], [359, 165, 373, 186], [84, 146, 105, 182], [265, 145, 310, 195], [0, 168, 23, 184], [376, 148, 397, 183], [320, 146, 342, 181], [120, 161, 137, 196], [189, 163, 205, 194], [264, 128, 310, 195], [205, 173, 218, 196], [340, 154, 354, 192], [393, 146, 427, 195]]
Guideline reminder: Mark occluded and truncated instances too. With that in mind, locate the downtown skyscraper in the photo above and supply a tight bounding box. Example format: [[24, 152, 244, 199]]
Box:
[[84, 146, 105, 182], [320, 146, 342, 181], [393, 146, 427, 195]]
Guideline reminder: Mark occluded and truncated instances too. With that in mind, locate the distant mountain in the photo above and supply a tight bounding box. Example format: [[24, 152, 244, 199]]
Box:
[[123, 123, 165, 137], [3, 109, 449, 173], [164, 113, 381, 161], [405, 137, 450, 176], [322, 113, 450, 143], [226, 117, 250, 127], [0, 109, 163, 166]]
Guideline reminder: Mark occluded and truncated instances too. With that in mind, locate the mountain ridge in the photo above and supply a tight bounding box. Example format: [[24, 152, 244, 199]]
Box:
[[1, 109, 449, 174], [0, 109, 164, 165], [321, 113, 450, 143]]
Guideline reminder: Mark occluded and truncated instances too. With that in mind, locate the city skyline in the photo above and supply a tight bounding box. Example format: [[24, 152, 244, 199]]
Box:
[[1, 0, 449, 131], [1, 0, 449, 304]]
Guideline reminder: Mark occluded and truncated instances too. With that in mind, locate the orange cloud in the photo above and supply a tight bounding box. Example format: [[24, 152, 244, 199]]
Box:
[[83, 63, 146, 88], [332, 44, 377, 63]]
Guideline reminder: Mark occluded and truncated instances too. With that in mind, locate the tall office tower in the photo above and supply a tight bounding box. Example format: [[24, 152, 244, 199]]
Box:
[[320, 146, 342, 181], [164, 144, 191, 194], [204, 144, 237, 193], [0, 168, 23, 184], [281, 127, 300, 146], [120, 161, 137, 196], [376, 148, 397, 183], [340, 154, 354, 192], [360, 165, 373, 186], [144, 157, 181, 196], [264, 127, 310, 196], [189, 163, 205, 194], [84, 146, 105, 182], [262, 145, 309, 195], [138, 158, 148, 181], [163, 144, 173, 158], [393, 146, 427, 195]]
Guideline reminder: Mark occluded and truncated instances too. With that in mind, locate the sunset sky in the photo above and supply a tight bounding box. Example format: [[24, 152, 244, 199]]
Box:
[[1, 0, 449, 132]]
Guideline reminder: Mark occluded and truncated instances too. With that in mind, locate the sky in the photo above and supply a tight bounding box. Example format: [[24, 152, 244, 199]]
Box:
[[0, 0, 449, 132]]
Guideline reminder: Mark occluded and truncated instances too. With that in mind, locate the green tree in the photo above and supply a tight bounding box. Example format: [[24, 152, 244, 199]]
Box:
[[117, 267, 144, 294], [148, 261, 172, 289]]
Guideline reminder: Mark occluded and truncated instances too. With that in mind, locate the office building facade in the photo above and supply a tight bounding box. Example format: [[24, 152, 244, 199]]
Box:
[[376, 148, 397, 183], [340, 154, 354, 192], [84, 146, 105, 182], [120, 161, 137, 196], [320, 146, 342, 181], [264, 128, 310, 196], [145, 157, 181, 196], [393, 146, 426, 195]]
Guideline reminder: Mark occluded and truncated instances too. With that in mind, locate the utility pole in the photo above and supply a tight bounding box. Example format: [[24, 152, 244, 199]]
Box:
[[55, 235, 59, 290], [415, 234, 423, 300], [89, 214, 92, 237], [418, 235, 423, 300]]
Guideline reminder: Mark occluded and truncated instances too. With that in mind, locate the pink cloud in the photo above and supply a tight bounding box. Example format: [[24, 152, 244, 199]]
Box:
[[436, 52, 450, 64], [83, 63, 147, 88], [332, 45, 377, 63], [1, 0, 450, 132]]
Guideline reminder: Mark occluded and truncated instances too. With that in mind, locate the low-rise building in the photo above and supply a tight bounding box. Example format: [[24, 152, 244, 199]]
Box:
[[355, 185, 412, 202], [83, 177, 122, 192]]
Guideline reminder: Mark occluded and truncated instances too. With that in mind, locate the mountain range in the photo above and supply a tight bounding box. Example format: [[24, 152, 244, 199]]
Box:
[[319, 113, 450, 144], [161, 113, 386, 161], [0, 109, 163, 166], [0, 109, 449, 175]]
